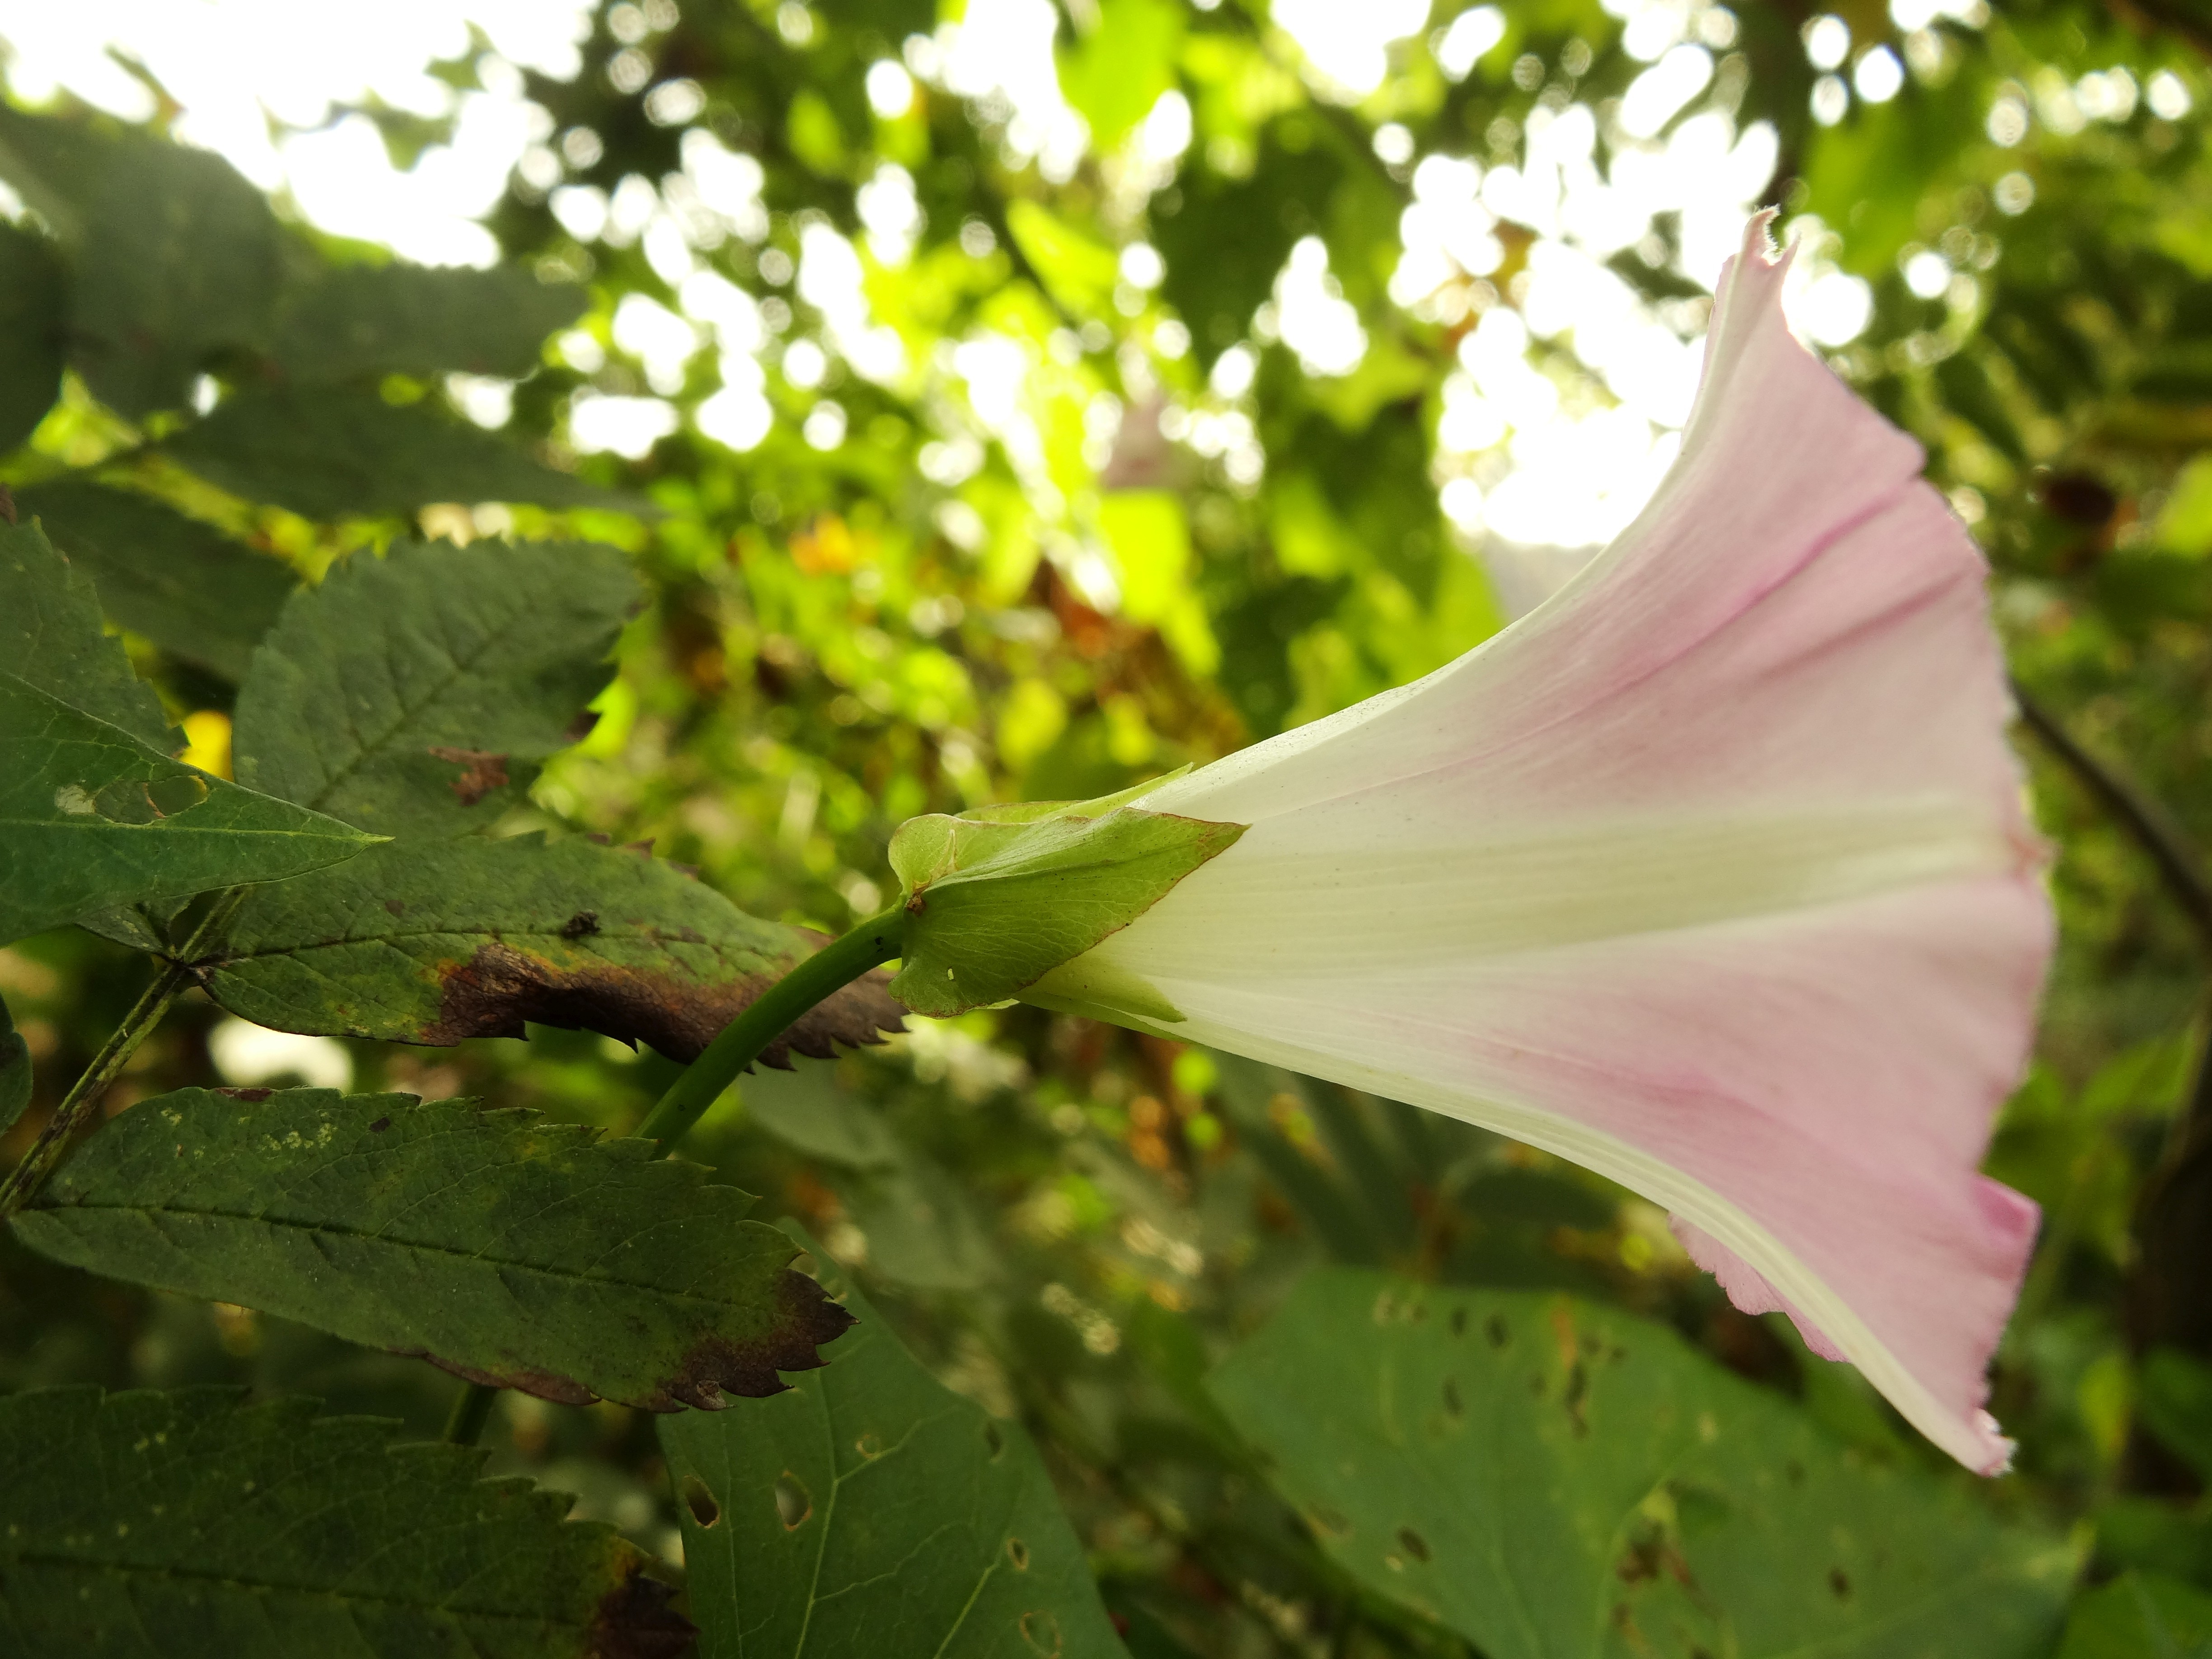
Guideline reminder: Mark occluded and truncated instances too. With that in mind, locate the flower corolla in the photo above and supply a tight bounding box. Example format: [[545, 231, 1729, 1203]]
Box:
[[1028, 216, 2053, 1473]]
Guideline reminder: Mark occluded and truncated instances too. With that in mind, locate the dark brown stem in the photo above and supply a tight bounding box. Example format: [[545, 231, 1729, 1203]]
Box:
[[2010, 678, 2212, 951]]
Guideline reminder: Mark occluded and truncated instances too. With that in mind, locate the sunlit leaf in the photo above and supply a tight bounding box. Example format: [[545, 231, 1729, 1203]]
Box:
[[272, 262, 589, 384], [167, 386, 637, 520], [1057, 0, 1185, 154]]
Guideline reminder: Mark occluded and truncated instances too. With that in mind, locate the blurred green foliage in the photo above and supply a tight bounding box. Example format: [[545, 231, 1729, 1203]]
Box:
[[5, 0, 2212, 1653]]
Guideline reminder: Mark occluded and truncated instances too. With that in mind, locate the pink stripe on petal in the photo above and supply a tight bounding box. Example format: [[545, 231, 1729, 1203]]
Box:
[[1668, 1218, 1848, 1362], [1088, 216, 2054, 1473]]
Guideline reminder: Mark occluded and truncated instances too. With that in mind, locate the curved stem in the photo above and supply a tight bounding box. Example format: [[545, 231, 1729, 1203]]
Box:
[[633, 907, 905, 1155], [0, 887, 246, 1218], [442, 906, 906, 1446], [2011, 678, 2212, 952]]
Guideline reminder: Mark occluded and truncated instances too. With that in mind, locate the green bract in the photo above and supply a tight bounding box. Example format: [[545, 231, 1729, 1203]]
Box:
[[886, 781, 1244, 1019]]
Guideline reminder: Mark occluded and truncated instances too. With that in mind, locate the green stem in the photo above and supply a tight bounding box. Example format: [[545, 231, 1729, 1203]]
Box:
[[441, 906, 906, 1446], [441, 1376, 500, 1447], [633, 906, 905, 1155], [0, 888, 245, 1218]]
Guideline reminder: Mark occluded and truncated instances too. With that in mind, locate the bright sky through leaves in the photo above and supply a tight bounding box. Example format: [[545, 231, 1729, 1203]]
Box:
[[0, 0, 1867, 558]]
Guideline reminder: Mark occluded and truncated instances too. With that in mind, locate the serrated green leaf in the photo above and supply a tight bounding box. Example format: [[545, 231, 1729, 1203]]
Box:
[[2056, 1572, 2212, 1658], [0, 517, 170, 750], [273, 262, 589, 383], [19, 481, 295, 680], [659, 1236, 1125, 1659], [1206, 1271, 2075, 1659], [232, 537, 641, 834], [0, 992, 28, 1138], [204, 834, 904, 1061], [167, 386, 638, 520], [0, 221, 65, 451], [0, 1385, 694, 1659], [887, 804, 1243, 1018], [71, 141, 282, 417], [0, 675, 380, 946], [14, 1087, 856, 1410]]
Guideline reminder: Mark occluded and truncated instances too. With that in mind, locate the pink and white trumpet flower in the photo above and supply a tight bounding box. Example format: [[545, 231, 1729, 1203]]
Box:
[[1030, 216, 2052, 1473]]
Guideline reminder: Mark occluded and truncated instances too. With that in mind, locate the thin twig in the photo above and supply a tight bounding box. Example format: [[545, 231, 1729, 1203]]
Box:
[[2010, 677, 2212, 953], [0, 887, 246, 1218]]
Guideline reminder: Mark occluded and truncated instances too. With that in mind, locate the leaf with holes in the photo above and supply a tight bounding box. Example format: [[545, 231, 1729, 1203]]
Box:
[[272, 262, 588, 384], [11, 1087, 853, 1411], [167, 386, 637, 520], [1206, 1271, 2075, 1659], [202, 834, 903, 1060], [0, 1385, 693, 1659], [19, 481, 296, 680], [0, 675, 381, 947], [232, 537, 641, 835], [660, 1233, 1126, 1659]]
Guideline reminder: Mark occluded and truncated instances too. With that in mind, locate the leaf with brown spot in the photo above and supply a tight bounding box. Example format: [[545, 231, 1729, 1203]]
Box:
[[0, 673, 381, 948], [200, 833, 903, 1062], [661, 1233, 1125, 1659], [231, 535, 640, 836], [0, 1385, 692, 1658], [12, 1087, 854, 1412], [425, 744, 510, 804]]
